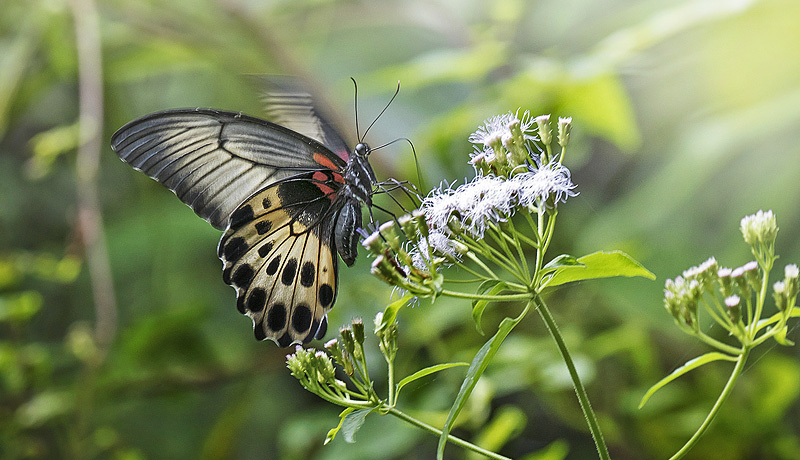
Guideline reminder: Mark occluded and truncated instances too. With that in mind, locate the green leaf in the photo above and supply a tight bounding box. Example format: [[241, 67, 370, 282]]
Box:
[[773, 326, 795, 346], [396, 362, 469, 401], [541, 254, 582, 275], [341, 408, 375, 444], [377, 293, 415, 333], [437, 308, 527, 459], [325, 407, 355, 445], [546, 251, 655, 288], [639, 352, 739, 409], [471, 280, 508, 335]]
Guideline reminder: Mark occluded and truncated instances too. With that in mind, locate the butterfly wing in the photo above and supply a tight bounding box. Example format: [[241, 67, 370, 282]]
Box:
[[110, 108, 346, 230], [111, 108, 353, 346], [218, 171, 345, 345], [257, 76, 352, 162]]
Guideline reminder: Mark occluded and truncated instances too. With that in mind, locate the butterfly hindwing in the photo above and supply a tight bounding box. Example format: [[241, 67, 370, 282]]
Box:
[[218, 172, 342, 345]]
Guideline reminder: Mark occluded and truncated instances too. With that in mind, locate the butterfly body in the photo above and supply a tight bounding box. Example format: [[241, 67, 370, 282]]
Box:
[[112, 96, 379, 347]]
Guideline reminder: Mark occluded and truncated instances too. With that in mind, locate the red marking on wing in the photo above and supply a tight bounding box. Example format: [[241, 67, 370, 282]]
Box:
[[314, 153, 342, 172], [313, 171, 337, 199]]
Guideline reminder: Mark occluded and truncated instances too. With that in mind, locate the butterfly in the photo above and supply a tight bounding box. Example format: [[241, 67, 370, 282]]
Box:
[[110, 79, 387, 347]]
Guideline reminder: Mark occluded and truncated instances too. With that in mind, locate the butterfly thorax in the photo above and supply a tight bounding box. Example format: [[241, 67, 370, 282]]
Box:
[[341, 143, 377, 206]]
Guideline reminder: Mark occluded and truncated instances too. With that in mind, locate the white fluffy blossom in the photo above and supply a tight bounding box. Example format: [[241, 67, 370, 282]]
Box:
[[419, 162, 577, 238]]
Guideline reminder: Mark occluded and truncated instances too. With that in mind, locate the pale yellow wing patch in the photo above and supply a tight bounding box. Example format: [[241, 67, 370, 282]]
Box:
[[218, 184, 337, 347]]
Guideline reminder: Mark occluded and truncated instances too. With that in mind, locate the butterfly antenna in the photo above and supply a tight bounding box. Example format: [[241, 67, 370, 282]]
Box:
[[371, 137, 426, 194], [362, 80, 401, 141], [351, 77, 361, 142]]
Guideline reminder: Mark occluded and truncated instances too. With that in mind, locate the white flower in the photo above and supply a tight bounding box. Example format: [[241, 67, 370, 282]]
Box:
[[513, 162, 578, 208], [468, 110, 539, 173], [420, 161, 577, 238], [468, 112, 519, 147]]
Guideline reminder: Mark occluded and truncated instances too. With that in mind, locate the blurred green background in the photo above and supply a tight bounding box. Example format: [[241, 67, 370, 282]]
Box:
[[2, 0, 800, 458]]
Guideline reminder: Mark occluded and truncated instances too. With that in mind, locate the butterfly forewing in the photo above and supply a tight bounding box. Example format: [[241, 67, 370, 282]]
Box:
[[110, 109, 346, 230], [257, 76, 351, 161]]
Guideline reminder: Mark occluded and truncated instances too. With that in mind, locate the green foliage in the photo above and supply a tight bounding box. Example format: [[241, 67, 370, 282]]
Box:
[[2, 0, 800, 459]]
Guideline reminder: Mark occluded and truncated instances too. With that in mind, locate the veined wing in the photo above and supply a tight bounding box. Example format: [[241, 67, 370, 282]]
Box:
[[110, 108, 347, 230]]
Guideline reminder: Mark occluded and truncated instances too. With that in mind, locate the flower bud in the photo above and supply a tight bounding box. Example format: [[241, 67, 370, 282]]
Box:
[[535, 114, 552, 147], [740, 210, 778, 247], [773, 281, 788, 311], [557, 117, 572, 148], [324, 338, 345, 367], [742, 261, 760, 292], [339, 327, 356, 357], [717, 267, 733, 298], [352, 318, 365, 346], [398, 214, 418, 243], [731, 266, 750, 298], [412, 209, 429, 238], [362, 229, 386, 255], [784, 264, 799, 299], [379, 221, 402, 252], [315, 350, 337, 383], [725, 295, 741, 323]]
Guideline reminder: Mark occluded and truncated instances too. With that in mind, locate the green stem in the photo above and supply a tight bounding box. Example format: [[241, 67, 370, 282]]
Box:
[[690, 331, 742, 355], [387, 356, 396, 407], [466, 252, 503, 280], [441, 289, 532, 302], [506, 219, 531, 280], [668, 347, 750, 460], [388, 407, 511, 460], [534, 295, 610, 460], [748, 257, 773, 338]]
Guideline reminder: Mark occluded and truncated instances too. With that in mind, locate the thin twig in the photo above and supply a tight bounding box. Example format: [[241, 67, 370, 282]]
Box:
[[71, 0, 117, 352]]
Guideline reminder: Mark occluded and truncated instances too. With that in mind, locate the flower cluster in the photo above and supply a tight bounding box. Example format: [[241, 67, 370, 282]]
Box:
[[286, 316, 397, 410], [420, 161, 576, 239], [363, 110, 578, 293], [663, 211, 798, 345]]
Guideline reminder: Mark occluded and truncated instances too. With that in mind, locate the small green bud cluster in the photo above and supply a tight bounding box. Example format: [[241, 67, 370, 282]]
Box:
[[286, 344, 348, 397], [286, 311, 403, 410], [362, 214, 447, 298], [664, 211, 799, 346], [664, 257, 761, 335], [740, 210, 778, 266], [374, 311, 398, 362], [773, 264, 799, 312]]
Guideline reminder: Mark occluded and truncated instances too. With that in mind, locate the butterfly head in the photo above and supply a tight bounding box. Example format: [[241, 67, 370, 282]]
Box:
[[354, 142, 371, 158]]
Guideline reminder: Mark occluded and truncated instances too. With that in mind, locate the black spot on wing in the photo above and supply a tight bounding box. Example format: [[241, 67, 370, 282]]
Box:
[[319, 283, 334, 308], [229, 204, 254, 229], [292, 304, 312, 333], [277, 332, 292, 348], [267, 303, 287, 332], [257, 241, 274, 258], [282, 258, 298, 286], [222, 237, 248, 260], [247, 288, 267, 313], [231, 265, 254, 288], [266, 255, 281, 276], [300, 261, 315, 287], [254, 323, 267, 340], [255, 220, 273, 235]]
